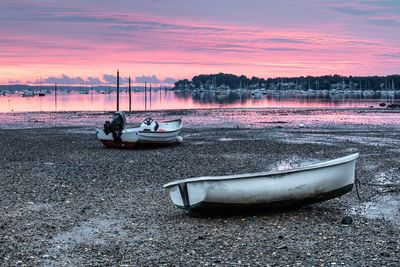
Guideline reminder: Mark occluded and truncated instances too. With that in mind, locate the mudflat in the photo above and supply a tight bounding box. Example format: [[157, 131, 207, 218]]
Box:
[[0, 109, 399, 266]]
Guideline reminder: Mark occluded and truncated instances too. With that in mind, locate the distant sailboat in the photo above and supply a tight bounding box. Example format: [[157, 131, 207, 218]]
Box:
[[22, 91, 35, 97]]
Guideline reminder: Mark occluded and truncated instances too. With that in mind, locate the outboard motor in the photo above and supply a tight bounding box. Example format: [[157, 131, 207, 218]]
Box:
[[103, 111, 126, 142], [140, 118, 159, 132]]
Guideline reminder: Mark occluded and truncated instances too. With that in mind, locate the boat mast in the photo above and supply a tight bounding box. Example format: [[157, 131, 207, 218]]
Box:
[[128, 77, 132, 112], [54, 83, 57, 111], [116, 70, 120, 111], [144, 81, 147, 111], [149, 84, 152, 108]]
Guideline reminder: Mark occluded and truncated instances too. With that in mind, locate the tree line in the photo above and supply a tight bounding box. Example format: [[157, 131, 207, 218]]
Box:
[[174, 73, 400, 90]]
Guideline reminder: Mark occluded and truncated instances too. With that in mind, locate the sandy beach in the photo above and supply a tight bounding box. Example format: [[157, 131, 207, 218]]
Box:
[[0, 108, 399, 266]]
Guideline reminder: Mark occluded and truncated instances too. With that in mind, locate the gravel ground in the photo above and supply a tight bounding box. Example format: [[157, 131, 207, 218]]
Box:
[[0, 110, 399, 266]]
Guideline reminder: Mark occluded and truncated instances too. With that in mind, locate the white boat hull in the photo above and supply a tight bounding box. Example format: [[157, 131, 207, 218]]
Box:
[[164, 154, 359, 211], [96, 119, 182, 148]]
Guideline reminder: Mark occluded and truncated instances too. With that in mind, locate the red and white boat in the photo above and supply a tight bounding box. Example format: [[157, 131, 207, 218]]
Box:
[[96, 112, 183, 148]]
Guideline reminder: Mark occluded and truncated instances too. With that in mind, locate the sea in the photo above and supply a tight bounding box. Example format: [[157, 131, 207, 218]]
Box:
[[1, 89, 399, 113]]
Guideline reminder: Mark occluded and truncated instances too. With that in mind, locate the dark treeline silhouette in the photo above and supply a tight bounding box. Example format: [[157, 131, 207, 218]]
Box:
[[174, 73, 400, 90]]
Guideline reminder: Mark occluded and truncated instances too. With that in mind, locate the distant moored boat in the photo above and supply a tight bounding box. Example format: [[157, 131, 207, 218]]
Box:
[[21, 91, 35, 97]]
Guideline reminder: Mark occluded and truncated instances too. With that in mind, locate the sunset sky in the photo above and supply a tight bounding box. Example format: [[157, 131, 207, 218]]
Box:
[[1, 0, 399, 85]]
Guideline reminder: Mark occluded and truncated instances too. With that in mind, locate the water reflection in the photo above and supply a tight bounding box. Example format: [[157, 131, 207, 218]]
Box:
[[0, 89, 399, 113], [175, 89, 400, 108]]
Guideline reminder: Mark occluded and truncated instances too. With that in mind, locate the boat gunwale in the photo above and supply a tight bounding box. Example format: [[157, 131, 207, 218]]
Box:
[[159, 118, 182, 123], [138, 119, 182, 134], [138, 127, 182, 134], [96, 118, 182, 135], [163, 153, 359, 188]]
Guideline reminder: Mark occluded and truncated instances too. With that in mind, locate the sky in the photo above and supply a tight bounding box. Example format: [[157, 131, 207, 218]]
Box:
[[0, 0, 399, 85]]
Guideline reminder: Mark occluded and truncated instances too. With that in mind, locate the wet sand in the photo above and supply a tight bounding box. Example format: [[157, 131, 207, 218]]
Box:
[[0, 109, 399, 266]]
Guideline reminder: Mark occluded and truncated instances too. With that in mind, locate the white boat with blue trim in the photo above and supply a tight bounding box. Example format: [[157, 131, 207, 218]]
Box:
[[164, 153, 359, 212], [96, 112, 183, 148]]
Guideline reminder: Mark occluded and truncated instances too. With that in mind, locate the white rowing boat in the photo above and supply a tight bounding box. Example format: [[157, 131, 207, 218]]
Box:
[[164, 153, 359, 211], [96, 112, 183, 148]]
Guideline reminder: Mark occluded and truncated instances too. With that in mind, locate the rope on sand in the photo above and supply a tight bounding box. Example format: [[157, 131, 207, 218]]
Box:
[[355, 179, 400, 202]]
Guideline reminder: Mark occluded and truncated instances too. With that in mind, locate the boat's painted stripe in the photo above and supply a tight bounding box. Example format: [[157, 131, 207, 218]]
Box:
[[139, 128, 182, 134], [164, 153, 359, 187], [178, 183, 190, 208], [99, 139, 176, 148], [138, 133, 179, 139], [175, 183, 354, 211], [160, 119, 182, 123], [137, 140, 177, 144], [100, 140, 137, 148]]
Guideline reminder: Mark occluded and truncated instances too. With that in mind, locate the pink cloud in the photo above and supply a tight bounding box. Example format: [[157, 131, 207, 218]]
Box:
[[0, 2, 399, 83]]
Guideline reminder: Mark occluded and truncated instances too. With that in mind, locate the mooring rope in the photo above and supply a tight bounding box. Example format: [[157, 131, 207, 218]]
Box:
[[354, 177, 362, 201], [355, 176, 399, 202]]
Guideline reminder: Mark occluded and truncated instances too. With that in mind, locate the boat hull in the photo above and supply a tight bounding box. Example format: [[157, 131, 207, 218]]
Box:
[[96, 119, 182, 148], [98, 136, 181, 148], [164, 154, 358, 211], [175, 184, 353, 212]]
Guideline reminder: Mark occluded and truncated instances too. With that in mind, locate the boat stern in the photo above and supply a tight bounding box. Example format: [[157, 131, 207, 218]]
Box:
[[164, 182, 206, 210]]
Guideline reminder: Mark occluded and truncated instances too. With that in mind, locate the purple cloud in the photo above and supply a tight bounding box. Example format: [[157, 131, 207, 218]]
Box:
[[134, 75, 160, 83], [0, 0, 399, 81], [8, 80, 21, 84], [103, 74, 129, 84], [163, 77, 177, 84], [31, 74, 85, 85]]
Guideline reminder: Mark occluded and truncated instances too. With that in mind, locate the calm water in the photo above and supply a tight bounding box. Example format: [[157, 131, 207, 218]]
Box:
[[1, 90, 399, 112]]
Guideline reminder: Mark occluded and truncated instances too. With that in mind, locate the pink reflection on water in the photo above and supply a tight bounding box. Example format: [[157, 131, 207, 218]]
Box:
[[1, 109, 400, 130], [180, 109, 400, 128], [0, 91, 394, 113]]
